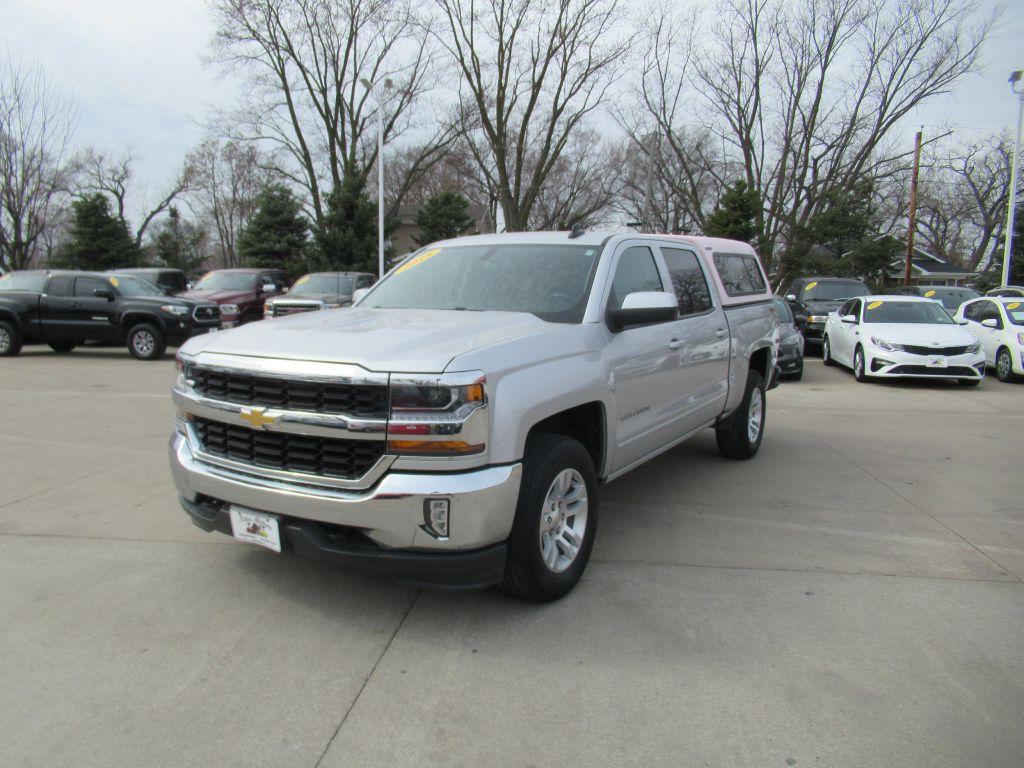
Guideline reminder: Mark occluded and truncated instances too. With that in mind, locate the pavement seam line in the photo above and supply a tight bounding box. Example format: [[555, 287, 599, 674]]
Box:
[[312, 588, 422, 768], [775, 405, 1022, 583]]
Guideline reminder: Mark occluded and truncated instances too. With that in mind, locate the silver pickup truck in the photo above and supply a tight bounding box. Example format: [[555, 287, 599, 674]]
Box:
[[169, 232, 778, 601]]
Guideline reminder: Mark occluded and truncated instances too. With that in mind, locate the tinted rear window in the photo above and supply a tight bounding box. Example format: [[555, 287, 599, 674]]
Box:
[[713, 253, 766, 296], [0, 273, 47, 292]]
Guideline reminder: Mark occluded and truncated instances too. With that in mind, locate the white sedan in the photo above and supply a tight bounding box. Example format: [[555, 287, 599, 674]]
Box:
[[954, 297, 1024, 382], [822, 295, 985, 386]]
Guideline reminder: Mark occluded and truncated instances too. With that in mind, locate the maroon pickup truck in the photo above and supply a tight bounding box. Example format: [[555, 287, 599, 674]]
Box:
[[182, 268, 288, 327]]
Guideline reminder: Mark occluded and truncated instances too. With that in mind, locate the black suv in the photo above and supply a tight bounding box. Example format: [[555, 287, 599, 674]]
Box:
[[781, 277, 871, 347], [107, 267, 190, 296], [0, 270, 220, 360]]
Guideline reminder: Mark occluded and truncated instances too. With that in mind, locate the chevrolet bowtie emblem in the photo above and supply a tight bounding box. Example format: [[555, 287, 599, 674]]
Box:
[[239, 407, 278, 429]]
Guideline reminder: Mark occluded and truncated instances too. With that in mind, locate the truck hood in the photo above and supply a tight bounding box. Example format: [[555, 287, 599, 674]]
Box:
[[181, 289, 255, 304], [182, 307, 564, 372]]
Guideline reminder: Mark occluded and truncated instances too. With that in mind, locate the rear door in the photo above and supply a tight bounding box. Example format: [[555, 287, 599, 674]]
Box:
[[38, 274, 77, 339], [659, 245, 730, 434]]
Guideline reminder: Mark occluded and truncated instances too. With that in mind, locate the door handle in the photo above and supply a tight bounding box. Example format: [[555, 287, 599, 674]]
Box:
[[715, 328, 728, 338], [668, 338, 685, 350]]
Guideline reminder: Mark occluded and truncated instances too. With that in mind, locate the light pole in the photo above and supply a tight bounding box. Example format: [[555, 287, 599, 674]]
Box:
[[361, 77, 392, 280], [1002, 70, 1024, 287]]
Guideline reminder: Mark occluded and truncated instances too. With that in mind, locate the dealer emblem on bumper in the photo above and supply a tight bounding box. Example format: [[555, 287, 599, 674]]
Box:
[[239, 407, 279, 430]]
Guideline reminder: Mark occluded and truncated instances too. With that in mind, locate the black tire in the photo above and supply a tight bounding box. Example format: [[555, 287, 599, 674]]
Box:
[[716, 369, 766, 460], [48, 341, 76, 353], [853, 345, 869, 382], [126, 323, 166, 361], [0, 320, 22, 356], [995, 347, 1014, 382], [500, 433, 599, 603], [957, 378, 981, 387], [822, 336, 834, 366]]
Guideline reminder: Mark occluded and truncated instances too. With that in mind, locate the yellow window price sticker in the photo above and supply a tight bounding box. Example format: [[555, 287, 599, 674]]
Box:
[[1008, 302, 1021, 310], [867, 300, 883, 310], [395, 248, 441, 275], [295, 275, 310, 285], [924, 290, 935, 297], [109, 277, 119, 287], [805, 281, 818, 291]]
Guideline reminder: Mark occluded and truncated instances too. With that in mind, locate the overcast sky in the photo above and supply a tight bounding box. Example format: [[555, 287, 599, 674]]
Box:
[[2, 0, 1022, 224]]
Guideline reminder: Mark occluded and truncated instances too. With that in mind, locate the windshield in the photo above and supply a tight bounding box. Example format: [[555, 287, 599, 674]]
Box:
[[362, 244, 600, 323], [195, 272, 257, 292], [109, 274, 165, 297], [802, 280, 869, 300], [920, 287, 979, 310], [290, 274, 353, 296], [0, 273, 46, 292], [1003, 300, 1024, 325], [862, 300, 955, 324]]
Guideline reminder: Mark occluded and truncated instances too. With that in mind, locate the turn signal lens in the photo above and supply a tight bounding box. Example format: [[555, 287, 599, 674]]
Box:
[[387, 439, 485, 456]]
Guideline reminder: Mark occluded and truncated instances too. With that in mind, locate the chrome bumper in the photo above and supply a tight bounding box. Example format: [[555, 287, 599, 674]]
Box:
[[169, 430, 522, 551]]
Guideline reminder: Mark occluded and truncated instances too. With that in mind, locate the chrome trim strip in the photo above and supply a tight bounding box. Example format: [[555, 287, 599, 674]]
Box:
[[182, 420, 395, 491], [173, 387, 387, 439], [189, 352, 389, 386]]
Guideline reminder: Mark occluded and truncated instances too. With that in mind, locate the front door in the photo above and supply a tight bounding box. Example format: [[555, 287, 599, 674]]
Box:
[[68, 276, 119, 342], [832, 298, 862, 366]]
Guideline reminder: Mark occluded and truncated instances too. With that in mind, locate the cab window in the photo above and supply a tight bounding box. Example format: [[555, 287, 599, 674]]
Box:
[[713, 252, 766, 296], [660, 247, 713, 316], [46, 275, 73, 296], [608, 246, 664, 310], [75, 277, 110, 298]]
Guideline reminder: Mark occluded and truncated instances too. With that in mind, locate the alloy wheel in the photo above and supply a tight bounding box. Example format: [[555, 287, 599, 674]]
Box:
[[0, 327, 9, 353], [538, 468, 588, 574], [133, 330, 155, 357], [997, 351, 1011, 380], [747, 387, 764, 443]]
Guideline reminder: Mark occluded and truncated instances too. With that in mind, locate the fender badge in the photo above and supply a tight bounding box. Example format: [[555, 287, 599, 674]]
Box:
[[239, 407, 278, 429]]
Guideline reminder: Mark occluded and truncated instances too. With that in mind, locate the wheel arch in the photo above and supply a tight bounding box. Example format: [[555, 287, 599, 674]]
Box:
[[525, 402, 606, 481], [119, 312, 165, 340]]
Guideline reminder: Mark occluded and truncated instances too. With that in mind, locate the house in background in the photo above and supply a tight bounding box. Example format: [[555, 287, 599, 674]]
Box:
[[889, 244, 977, 287], [388, 202, 494, 260]]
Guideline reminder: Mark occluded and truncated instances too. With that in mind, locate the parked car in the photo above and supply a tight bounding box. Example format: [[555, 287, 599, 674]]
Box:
[[169, 232, 778, 601], [986, 285, 1024, 298], [182, 268, 287, 327], [107, 267, 189, 296], [771, 296, 804, 380], [822, 295, 984, 385], [781, 277, 871, 348], [264, 271, 376, 318], [893, 285, 980, 314], [0, 270, 220, 359], [955, 297, 1024, 382]]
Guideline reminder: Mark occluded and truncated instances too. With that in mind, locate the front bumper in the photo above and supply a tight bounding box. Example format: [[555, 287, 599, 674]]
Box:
[[777, 343, 803, 374], [169, 430, 522, 583], [801, 321, 826, 342], [865, 348, 985, 379]]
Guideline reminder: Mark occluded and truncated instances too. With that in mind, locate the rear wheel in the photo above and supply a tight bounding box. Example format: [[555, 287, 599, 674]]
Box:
[[0, 321, 22, 356], [127, 323, 166, 361], [822, 336, 834, 366], [996, 347, 1014, 382], [853, 345, 869, 382], [48, 341, 76, 353], [716, 369, 766, 460], [500, 434, 598, 602]]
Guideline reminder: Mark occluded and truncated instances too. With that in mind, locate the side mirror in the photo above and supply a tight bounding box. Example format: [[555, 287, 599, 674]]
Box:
[[785, 294, 797, 302], [841, 314, 857, 324], [93, 288, 114, 301], [608, 291, 678, 330], [957, 320, 968, 326], [980, 318, 998, 329], [352, 287, 370, 305]]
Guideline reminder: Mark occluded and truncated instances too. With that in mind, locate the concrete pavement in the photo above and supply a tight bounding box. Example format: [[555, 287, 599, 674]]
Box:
[[1, 347, 1022, 767]]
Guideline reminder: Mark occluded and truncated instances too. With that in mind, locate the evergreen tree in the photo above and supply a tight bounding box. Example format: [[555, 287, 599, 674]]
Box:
[[153, 207, 208, 274], [312, 174, 383, 272], [703, 181, 762, 244], [58, 193, 141, 270], [238, 184, 309, 276], [414, 191, 475, 246]]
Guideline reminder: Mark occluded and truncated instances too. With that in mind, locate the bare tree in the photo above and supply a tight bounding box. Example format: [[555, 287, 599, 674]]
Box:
[[77, 147, 194, 249], [210, 0, 456, 226], [686, 0, 994, 268], [185, 138, 271, 268], [434, 0, 633, 231], [0, 58, 76, 270]]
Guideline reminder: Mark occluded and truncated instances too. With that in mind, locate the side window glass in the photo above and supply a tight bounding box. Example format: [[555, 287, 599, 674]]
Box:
[[660, 247, 713, 317], [46, 275, 73, 297], [849, 300, 861, 322], [75, 277, 108, 298], [963, 302, 980, 321], [713, 253, 767, 296], [838, 300, 852, 316], [608, 246, 664, 310]]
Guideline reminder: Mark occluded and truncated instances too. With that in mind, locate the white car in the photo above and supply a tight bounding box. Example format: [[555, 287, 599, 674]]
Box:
[[954, 297, 1024, 382], [822, 295, 984, 386]]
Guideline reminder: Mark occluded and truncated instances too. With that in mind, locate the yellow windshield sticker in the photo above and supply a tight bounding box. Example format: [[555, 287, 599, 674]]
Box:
[[924, 290, 935, 297], [867, 300, 883, 310], [295, 275, 310, 286], [395, 248, 441, 275], [1008, 302, 1021, 310], [108, 277, 119, 287], [805, 281, 818, 291]]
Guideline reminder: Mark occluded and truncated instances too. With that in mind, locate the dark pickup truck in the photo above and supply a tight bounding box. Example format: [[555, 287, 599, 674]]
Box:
[[0, 270, 221, 360]]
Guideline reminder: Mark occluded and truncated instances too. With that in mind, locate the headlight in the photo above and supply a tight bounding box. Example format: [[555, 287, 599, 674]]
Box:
[[161, 305, 189, 316], [969, 340, 983, 354], [808, 315, 828, 324], [174, 352, 195, 389], [1017, 333, 1024, 347], [387, 372, 487, 456], [220, 304, 239, 315], [870, 336, 902, 352]]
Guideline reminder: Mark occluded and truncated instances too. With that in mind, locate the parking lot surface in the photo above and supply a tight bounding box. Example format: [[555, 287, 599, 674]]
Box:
[[1, 347, 1022, 768]]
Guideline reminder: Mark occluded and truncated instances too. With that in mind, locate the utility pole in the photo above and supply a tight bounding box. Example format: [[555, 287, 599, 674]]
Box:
[[1001, 70, 1023, 287], [361, 77, 392, 279], [904, 129, 923, 287]]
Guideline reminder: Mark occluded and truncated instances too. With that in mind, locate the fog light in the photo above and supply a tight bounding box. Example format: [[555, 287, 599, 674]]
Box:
[[422, 499, 450, 539]]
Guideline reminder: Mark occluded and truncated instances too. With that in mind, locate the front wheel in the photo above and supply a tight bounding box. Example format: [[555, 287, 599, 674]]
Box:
[[822, 336, 834, 366], [996, 347, 1014, 382], [853, 346, 869, 382], [127, 323, 166, 361], [716, 369, 766, 460], [0, 320, 22, 356], [500, 434, 599, 602]]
